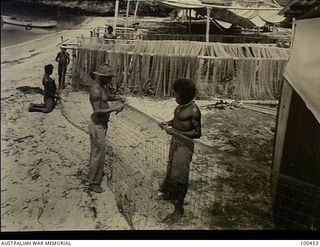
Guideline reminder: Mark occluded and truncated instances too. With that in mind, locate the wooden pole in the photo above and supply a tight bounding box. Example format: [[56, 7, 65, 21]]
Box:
[[203, 4, 282, 10], [114, 0, 119, 35], [206, 7, 211, 43], [134, 0, 140, 21], [271, 19, 296, 205], [188, 9, 191, 40], [125, 0, 131, 38], [290, 18, 296, 50], [271, 80, 293, 205]]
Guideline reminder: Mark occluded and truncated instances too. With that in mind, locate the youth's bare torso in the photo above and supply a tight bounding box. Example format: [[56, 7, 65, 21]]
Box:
[[172, 102, 200, 133]]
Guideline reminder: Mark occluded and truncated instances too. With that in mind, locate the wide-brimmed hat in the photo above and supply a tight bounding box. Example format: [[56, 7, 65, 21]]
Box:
[[93, 63, 117, 77]]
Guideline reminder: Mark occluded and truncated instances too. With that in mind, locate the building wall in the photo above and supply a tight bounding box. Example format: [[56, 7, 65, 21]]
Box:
[[273, 90, 320, 229]]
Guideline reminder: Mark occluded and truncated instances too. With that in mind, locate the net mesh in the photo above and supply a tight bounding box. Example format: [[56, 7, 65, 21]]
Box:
[[273, 175, 320, 230], [106, 106, 273, 229], [72, 41, 287, 100], [60, 93, 274, 229]]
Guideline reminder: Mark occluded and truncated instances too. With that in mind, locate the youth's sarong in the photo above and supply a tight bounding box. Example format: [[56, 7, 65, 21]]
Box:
[[161, 135, 194, 195]]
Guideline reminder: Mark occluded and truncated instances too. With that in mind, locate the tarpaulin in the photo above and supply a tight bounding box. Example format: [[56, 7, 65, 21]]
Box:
[[284, 18, 320, 123], [229, 2, 285, 26], [230, 9, 258, 19], [250, 15, 266, 27], [258, 10, 286, 23], [156, 0, 284, 27], [215, 19, 232, 29]]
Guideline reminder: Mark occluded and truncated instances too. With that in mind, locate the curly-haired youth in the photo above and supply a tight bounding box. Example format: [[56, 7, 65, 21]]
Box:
[[172, 78, 196, 104]]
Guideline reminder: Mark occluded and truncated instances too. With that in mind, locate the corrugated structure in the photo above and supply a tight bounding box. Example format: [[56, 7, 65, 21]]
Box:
[[72, 40, 289, 100]]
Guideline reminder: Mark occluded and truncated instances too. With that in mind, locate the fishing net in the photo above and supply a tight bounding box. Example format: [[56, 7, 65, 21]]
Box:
[[72, 40, 288, 100], [61, 94, 274, 229], [99, 105, 273, 229]]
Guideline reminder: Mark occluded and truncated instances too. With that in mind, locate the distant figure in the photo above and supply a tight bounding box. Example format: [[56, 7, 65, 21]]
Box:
[[132, 22, 143, 40], [170, 9, 179, 21], [104, 25, 116, 43], [28, 64, 58, 113], [158, 78, 202, 224], [88, 64, 125, 193], [55, 47, 70, 90]]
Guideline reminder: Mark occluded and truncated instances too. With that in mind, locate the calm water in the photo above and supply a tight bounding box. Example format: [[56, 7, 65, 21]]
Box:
[[1, 1, 86, 47]]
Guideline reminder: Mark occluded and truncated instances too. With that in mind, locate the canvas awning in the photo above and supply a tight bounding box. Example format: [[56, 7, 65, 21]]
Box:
[[283, 17, 320, 123], [229, 2, 285, 25], [250, 15, 266, 27], [215, 19, 232, 28], [259, 9, 286, 23], [156, 0, 285, 27]]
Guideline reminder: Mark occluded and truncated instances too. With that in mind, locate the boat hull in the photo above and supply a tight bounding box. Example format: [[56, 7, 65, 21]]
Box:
[[2, 15, 57, 28]]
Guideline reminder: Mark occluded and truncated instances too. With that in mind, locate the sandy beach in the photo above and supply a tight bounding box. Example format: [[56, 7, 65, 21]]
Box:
[[1, 15, 276, 231], [1, 17, 131, 231]]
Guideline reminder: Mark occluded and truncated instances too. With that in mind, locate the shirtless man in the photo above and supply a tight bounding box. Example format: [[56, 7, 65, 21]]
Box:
[[158, 78, 202, 224], [104, 25, 116, 44], [55, 47, 70, 90], [132, 22, 143, 40], [28, 64, 58, 113], [88, 64, 125, 193]]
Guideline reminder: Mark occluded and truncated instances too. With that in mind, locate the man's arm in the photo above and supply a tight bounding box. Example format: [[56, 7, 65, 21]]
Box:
[[166, 119, 173, 126], [159, 119, 173, 129], [55, 53, 60, 62], [107, 92, 121, 102], [165, 107, 202, 139], [173, 122, 201, 139], [159, 106, 176, 128], [66, 52, 70, 65], [95, 105, 124, 114], [90, 87, 124, 114]]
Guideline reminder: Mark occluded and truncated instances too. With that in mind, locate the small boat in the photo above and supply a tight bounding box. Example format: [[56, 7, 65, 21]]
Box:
[[2, 15, 57, 28]]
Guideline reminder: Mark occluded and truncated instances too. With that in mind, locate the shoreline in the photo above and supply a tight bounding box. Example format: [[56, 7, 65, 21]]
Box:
[[1, 16, 94, 50], [1, 16, 131, 231]]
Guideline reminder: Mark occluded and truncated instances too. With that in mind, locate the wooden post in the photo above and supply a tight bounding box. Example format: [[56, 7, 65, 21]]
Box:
[[134, 0, 140, 21], [206, 7, 211, 43], [114, 0, 119, 35], [124, 53, 128, 86], [271, 19, 297, 205], [125, 0, 131, 38], [188, 9, 192, 40], [271, 80, 293, 204], [290, 18, 296, 51]]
